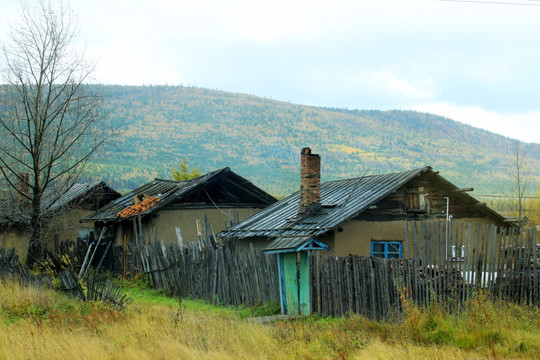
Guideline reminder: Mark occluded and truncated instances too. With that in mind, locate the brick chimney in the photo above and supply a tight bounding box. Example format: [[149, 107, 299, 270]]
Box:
[[299, 147, 321, 214]]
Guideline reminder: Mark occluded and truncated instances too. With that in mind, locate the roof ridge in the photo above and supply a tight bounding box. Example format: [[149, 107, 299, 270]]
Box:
[[323, 166, 429, 184]]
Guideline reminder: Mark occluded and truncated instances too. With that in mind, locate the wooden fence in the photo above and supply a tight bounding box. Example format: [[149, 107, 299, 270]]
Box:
[[128, 241, 280, 307], [127, 222, 538, 319], [311, 222, 539, 319], [0, 247, 132, 310], [0, 247, 52, 287]]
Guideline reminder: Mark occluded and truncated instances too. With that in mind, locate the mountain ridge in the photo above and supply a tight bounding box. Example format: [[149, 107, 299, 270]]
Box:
[[3, 84, 538, 197]]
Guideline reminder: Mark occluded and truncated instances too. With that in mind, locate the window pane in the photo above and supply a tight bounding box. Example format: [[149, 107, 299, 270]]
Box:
[[372, 243, 385, 257], [387, 243, 401, 258], [387, 243, 400, 253]]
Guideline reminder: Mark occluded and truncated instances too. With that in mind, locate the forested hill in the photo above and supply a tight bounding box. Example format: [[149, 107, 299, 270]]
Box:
[[74, 85, 540, 196]]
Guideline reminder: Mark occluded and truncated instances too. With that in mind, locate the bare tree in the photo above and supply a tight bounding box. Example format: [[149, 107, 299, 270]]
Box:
[[510, 142, 531, 228], [0, 1, 115, 265]]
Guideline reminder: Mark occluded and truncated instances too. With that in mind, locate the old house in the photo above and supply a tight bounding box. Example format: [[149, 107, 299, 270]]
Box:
[[82, 168, 277, 246], [0, 181, 121, 256], [219, 147, 510, 258]]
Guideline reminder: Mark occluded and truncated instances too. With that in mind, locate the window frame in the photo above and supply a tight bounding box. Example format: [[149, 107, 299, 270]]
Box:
[[371, 241, 402, 259]]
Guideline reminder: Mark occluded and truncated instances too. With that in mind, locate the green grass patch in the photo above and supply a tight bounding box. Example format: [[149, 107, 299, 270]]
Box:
[[116, 276, 280, 318]]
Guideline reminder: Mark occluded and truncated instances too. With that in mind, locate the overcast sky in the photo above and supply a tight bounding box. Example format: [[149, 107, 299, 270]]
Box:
[[1, 0, 539, 143]]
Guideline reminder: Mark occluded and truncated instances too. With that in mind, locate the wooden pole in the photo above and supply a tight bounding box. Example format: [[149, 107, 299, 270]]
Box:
[[123, 233, 127, 279]]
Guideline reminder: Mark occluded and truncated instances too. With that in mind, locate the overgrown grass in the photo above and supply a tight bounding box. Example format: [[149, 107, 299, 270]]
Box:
[[394, 293, 540, 357], [1, 279, 538, 359]]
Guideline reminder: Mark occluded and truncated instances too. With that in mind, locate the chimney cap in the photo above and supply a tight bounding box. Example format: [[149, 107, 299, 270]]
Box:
[[301, 147, 312, 155]]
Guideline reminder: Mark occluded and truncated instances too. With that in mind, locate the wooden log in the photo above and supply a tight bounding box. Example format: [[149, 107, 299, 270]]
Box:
[[352, 256, 360, 315], [532, 228, 539, 306]]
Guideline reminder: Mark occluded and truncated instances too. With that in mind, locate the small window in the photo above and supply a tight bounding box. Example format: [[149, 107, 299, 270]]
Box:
[[407, 186, 430, 213], [371, 241, 402, 258]]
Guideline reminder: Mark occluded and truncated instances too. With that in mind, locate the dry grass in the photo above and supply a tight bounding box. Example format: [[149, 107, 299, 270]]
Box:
[[0, 280, 539, 360]]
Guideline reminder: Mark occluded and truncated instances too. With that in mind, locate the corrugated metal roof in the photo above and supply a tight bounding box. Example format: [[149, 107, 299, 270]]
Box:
[[82, 167, 276, 223], [44, 182, 116, 213], [263, 235, 330, 253], [220, 167, 428, 239], [264, 235, 314, 252], [0, 181, 119, 225], [220, 166, 510, 240]]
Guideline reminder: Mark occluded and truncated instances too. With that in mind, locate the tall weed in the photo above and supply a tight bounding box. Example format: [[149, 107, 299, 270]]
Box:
[[1, 279, 539, 359], [397, 291, 540, 357]]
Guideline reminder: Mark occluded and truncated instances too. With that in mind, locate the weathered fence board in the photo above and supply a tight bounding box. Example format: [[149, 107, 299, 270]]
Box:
[[309, 222, 539, 319], [122, 221, 538, 320], [128, 240, 280, 308]]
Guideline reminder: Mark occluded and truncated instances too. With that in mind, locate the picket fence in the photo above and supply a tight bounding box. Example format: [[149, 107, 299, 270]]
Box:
[[128, 241, 280, 307], [127, 222, 538, 319], [311, 223, 539, 318], [0, 248, 132, 310]]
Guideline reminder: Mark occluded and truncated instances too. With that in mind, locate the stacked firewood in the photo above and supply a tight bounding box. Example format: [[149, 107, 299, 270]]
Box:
[[116, 195, 161, 218]]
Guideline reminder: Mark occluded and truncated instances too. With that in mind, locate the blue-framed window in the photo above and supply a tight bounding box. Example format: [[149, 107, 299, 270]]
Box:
[[371, 241, 402, 258]]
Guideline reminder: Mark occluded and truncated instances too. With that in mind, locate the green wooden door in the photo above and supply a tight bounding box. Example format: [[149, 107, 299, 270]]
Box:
[[298, 252, 310, 315], [281, 252, 311, 316], [282, 253, 300, 315]]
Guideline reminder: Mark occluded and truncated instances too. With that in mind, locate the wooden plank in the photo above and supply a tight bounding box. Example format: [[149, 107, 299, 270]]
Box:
[[366, 258, 374, 320], [434, 221, 441, 303], [316, 254, 322, 314], [498, 227, 507, 301], [531, 227, 540, 306], [249, 243, 261, 304], [488, 225, 497, 287], [521, 230, 531, 305], [362, 256, 369, 317], [421, 222, 429, 308], [405, 220, 409, 259], [472, 223, 480, 292], [219, 247, 229, 305], [510, 228, 518, 302], [481, 223, 489, 289], [464, 223, 472, 302], [412, 221, 420, 307], [456, 222, 465, 307]]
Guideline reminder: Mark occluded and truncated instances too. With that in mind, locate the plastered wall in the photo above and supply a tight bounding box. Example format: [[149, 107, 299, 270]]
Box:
[[0, 226, 28, 258], [114, 208, 264, 245], [331, 217, 501, 257]]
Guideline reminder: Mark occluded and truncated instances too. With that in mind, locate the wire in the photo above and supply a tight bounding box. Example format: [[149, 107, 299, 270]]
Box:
[[474, 194, 540, 199], [204, 189, 230, 217], [438, 0, 540, 6]]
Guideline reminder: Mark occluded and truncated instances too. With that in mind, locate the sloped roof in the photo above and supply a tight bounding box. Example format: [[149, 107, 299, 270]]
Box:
[[263, 235, 331, 253], [43, 181, 120, 213], [82, 167, 277, 223], [0, 181, 120, 226], [219, 166, 508, 240]]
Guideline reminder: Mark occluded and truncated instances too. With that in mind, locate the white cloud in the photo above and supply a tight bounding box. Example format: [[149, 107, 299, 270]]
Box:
[[316, 67, 437, 100], [365, 69, 436, 99], [2, 0, 539, 144], [412, 103, 540, 144]]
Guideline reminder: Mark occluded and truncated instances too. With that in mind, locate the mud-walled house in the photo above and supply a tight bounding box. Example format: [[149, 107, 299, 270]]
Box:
[[81, 168, 277, 247], [219, 147, 510, 259], [0, 181, 121, 256]]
